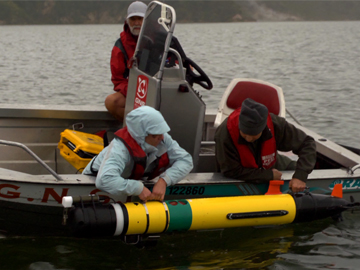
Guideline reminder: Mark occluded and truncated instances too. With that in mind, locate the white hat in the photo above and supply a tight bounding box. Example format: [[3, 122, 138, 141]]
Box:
[[127, 1, 147, 19]]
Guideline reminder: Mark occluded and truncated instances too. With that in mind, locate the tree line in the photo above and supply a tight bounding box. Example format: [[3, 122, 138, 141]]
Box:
[[1, 0, 360, 25]]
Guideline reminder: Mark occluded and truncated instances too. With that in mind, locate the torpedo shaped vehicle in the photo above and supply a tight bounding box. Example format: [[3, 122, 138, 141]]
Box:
[[62, 183, 359, 239]]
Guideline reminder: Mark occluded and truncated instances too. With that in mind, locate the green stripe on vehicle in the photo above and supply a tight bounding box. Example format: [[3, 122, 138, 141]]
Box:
[[165, 200, 192, 232]]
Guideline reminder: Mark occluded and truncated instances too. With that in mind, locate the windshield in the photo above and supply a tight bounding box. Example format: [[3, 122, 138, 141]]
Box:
[[135, 1, 176, 77]]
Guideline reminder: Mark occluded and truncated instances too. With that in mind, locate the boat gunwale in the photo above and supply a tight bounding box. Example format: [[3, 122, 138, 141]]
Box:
[[0, 168, 358, 186]]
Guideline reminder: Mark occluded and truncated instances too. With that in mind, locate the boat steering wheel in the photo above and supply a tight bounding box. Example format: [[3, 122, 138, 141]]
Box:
[[184, 57, 213, 90]]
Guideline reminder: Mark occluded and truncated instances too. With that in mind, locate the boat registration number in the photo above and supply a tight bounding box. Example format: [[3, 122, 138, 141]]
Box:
[[168, 186, 205, 195]]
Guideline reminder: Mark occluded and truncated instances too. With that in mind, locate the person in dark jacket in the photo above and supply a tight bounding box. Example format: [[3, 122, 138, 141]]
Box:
[[215, 98, 316, 193], [105, 1, 147, 121]]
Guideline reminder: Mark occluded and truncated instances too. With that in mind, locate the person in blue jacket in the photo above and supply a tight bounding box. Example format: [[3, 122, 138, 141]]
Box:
[[83, 106, 193, 202]]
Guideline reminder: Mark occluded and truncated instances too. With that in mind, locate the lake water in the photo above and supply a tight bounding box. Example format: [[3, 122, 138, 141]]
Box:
[[1, 21, 360, 269]]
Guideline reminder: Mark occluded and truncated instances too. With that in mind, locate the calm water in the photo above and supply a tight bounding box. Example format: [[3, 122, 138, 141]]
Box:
[[1, 21, 360, 269], [1, 21, 360, 147]]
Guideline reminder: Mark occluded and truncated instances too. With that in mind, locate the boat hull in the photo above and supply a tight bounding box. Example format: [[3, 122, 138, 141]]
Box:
[[0, 200, 66, 236], [1, 171, 360, 236]]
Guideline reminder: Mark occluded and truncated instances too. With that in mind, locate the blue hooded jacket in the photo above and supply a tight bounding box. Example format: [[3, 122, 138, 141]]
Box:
[[83, 106, 193, 201]]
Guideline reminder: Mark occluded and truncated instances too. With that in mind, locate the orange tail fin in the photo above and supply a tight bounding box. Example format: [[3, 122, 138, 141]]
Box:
[[265, 180, 284, 195], [331, 183, 343, 198]]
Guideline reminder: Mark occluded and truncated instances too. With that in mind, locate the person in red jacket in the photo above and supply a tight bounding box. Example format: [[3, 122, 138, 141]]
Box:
[[105, 1, 147, 121], [215, 98, 316, 193]]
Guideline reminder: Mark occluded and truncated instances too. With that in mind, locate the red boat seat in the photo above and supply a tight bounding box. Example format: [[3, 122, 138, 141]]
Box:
[[214, 78, 286, 127]]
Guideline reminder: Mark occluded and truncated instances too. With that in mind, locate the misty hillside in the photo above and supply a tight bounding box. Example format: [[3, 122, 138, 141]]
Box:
[[1, 0, 360, 25], [256, 0, 360, 21]]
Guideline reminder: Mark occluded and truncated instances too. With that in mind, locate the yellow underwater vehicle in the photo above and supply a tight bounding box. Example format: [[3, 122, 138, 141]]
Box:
[[62, 182, 359, 241]]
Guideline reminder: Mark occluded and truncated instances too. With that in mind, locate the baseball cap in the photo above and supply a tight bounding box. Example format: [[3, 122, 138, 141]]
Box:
[[127, 1, 147, 19]]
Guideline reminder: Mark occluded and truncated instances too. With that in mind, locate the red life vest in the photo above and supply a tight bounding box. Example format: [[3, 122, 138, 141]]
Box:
[[114, 127, 170, 180], [227, 107, 277, 169]]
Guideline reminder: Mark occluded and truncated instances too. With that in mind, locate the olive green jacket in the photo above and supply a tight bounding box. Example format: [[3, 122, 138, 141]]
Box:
[[214, 113, 316, 182]]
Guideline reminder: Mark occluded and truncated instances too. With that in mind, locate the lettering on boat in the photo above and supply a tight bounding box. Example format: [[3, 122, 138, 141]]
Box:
[[168, 186, 205, 195], [0, 184, 20, 199], [134, 75, 149, 109], [42, 188, 69, 203], [167, 183, 261, 196], [0, 184, 109, 204], [329, 179, 360, 190]]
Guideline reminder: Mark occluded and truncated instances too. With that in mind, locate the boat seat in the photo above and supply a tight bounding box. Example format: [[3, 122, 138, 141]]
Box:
[[214, 78, 286, 128]]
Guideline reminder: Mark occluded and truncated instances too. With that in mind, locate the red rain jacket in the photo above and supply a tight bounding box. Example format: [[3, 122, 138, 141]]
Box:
[[110, 22, 138, 97]]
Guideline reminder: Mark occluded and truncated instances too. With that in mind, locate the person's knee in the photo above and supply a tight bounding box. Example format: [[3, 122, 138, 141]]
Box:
[[105, 92, 126, 111]]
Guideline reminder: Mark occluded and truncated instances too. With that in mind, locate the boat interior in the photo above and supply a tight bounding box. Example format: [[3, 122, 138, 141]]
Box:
[[1, 75, 360, 183]]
